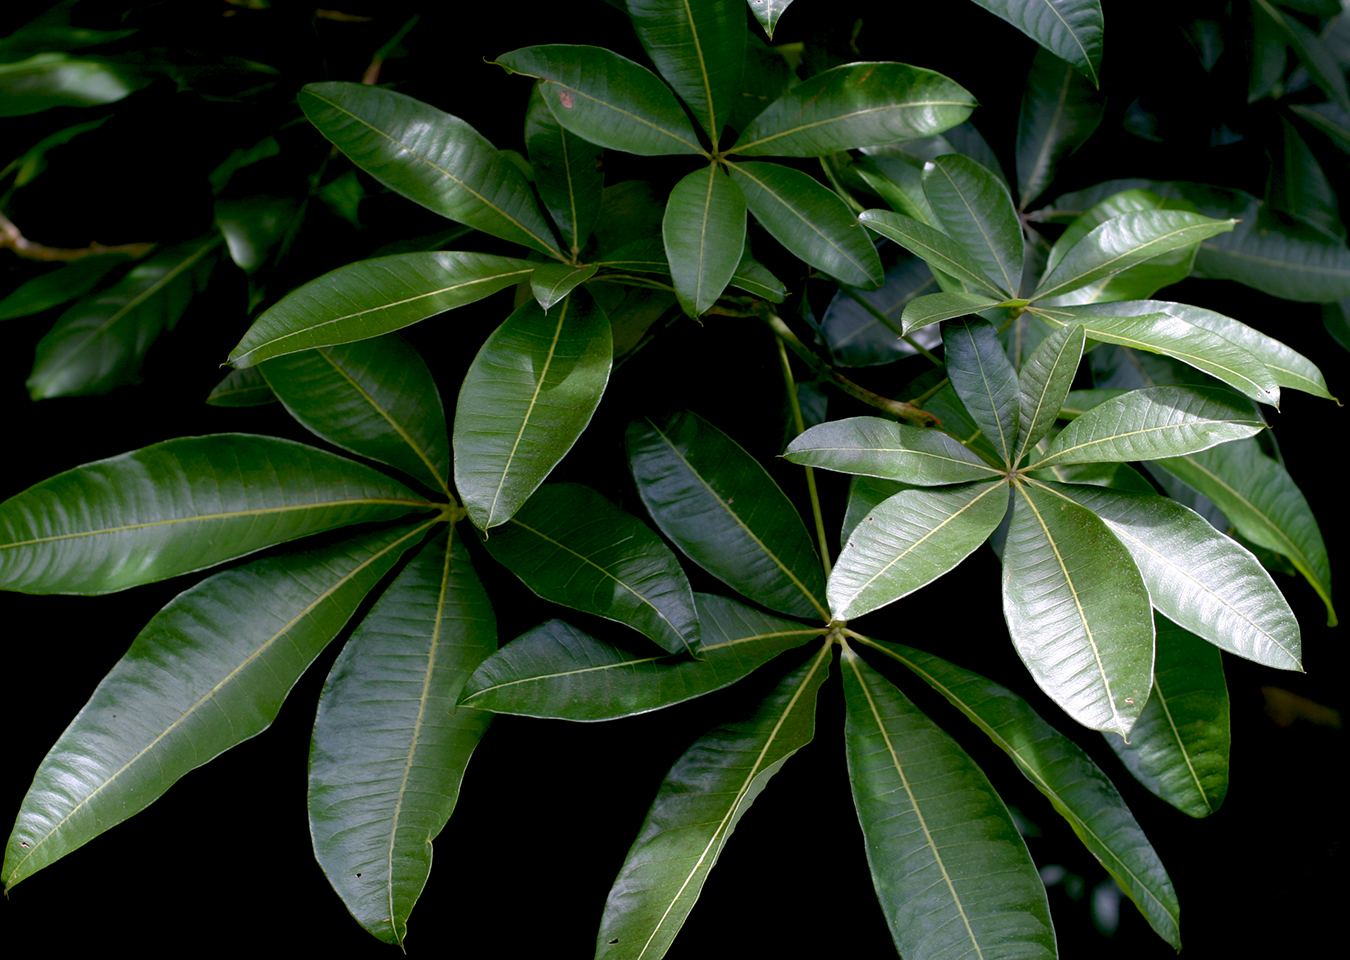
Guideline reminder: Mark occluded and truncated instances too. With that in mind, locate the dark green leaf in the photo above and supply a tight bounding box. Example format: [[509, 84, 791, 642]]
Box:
[[299, 82, 562, 257], [969, 0, 1103, 87], [229, 252, 533, 367], [0, 255, 127, 322], [627, 410, 828, 620], [259, 333, 451, 496], [730, 62, 975, 157], [493, 45, 706, 156], [28, 237, 219, 399], [595, 643, 831, 959], [530, 262, 599, 309], [2, 519, 435, 888], [1253, 0, 1350, 114], [729, 249, 786, 301], [0, 434, 429, 595], [923, 155, 1024, 296], [453, 291, 612, 530], [1017, 44, 1104, 207], [525, 81, 604, 256], [1107, 617, 1230, 818], [0, 53, 144, 116], [729, 161, 883, 286], [840, 645, 1056, 959], [784, 416, 1002, 484], [901, 291, 1007, 333], [664, 164, 747, 318], [482, 483, 698, 655], [944, 318, 1022, 467], [460, 595, 822, 720], [745, 0, 795, 39], [1015, 322, 1086, 461], [859, 210, 1007, 296], [205, 365, 275, 407]]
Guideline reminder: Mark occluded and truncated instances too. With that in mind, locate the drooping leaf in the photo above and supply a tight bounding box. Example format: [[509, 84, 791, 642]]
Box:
[[1016, 44, 1104, 208], [628, 0, 745, 145], [0, 53, 145, 116], [525, 81, 605, 256], [968, 0, 1104, 87], [493, 45, 706, 156], [1033, 306, 1281, 406], [922, 155, 1024, 296], [28, 236, 219, 399], [1031, 385, 1266, 468], [1015, 322, 1086, 462], [730, 61, 976, 157], [459, 595, 821, 720], [859, 210, 1007, 296], [228, 252, 533, 367], [595, 642, 831, 959], [744, 0, 795, 39], [784, 416, 1002, 484], [1035, 480, 1301, 669], [944, 317, 1022, 467], [259, 333, 451, 495], [729, 161, 883, 287], [1106, 617, 1230, 818], [859, 637, 1181, 949], [627, 410, 828, 621], [1003, 480, 1154, 737], [0, 434, 431, 595], [2, 519, 436, 888], [0, 254, 128, 321], [299, 81, 562, 257], [663, 163, 747, 318], [840, 644, 1057, 960], [530, 262, 599, 309], [830, 480, 1008, 620], [308, 525, 495, 946], [481, 483, 698, 655], [1155, 438, 1335, 625], [453, 290, 612, 530], [1032, 210, 1236, 302]]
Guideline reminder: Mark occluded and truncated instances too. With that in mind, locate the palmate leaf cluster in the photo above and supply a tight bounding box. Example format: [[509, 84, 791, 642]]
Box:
[[1, 0, 1344, 956]]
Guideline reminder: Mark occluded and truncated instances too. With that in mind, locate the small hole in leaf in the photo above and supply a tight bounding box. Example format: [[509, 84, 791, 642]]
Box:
[[608, 940, 619, 944], [355, 873, 362, 877]]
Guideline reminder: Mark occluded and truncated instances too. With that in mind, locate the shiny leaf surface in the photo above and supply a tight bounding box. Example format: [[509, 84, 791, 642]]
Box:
[[525, 81, 604, 255], [945, 317, 1022, 467], [1016, 44, 1103, 207], [1015, 322, 1086, 462], [859, 209, 1007, 296], [663, 163, 746, 318], [969, 0, 1103, 87], [785, 415, 1002, 485], [923, 155, 1024, 296]]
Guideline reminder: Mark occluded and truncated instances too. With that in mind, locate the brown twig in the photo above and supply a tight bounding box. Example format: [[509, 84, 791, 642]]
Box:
[[0, 211, 153, 262]]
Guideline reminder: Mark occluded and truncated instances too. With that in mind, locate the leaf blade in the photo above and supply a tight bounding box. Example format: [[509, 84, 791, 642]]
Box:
[[663, 164, 747, 318]]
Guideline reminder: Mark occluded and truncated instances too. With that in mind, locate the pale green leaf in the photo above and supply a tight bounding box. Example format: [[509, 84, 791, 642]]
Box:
[[784, 416, 1002, 485]]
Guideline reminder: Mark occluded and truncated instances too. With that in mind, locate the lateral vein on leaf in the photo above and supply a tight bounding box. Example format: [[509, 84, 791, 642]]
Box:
[[535, 80, 704, 155], [1015, 330, 1081, 464], [935, 165, 1015, 293], [307, 91, 565, 259], [730, 101, 973, 155], [842, 645, 984, 959], [1030, 417, 1261, 469], [732, 165, 870, 280], [853, 635, 1180, 931], [649, 418, 829, 620], [318, 348, 451, 496], [5, 518, 438, 881], [1150, 675, 1213, 814], [1036, 223, 1228, 300], [960, 324, 1015, 465]]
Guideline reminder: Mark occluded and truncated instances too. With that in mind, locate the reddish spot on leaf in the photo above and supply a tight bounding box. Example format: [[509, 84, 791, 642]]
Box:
[[558, 90, 574, 109]]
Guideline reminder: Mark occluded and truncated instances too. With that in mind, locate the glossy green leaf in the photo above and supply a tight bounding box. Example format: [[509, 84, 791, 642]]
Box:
[[595, 642, 831, 960], [28, 236, 219, 399], [784, 416, 1002, 484], [2, 519, 435, 888], [923, 155, 1024, 296], [299, 81, 562, 257], [205, 365, 275, 407], [525, 81, 604, 256], [308, 526, 494, 946], [627, 410, 828, 621], [493, 45, 705, 156], [460, 595, 821, 720], [0, 53, 144, 116], [230, 252, 532, 367], [0, 255, 127, 321], [900, 291, 1006, 333], [0, 434, 430, 595], [944, 318, 1022, 467], [628, 0, 745, 145], [1014, 322, 1085, 463], [530, 262, 599, 310], [1032, 385, 1265, 469], [830, 480, 1008, 620], [1036, 480, 1301, 669], [1107, 617, 1230, 818], [453, 291, 612, 530], [1155, 438, 1335, 625], [215, 195, 296, 275], [730, 61, 975, 157], [1278, 117, 1340, 238], [1035, 306, 1281, 406], [840, 645, 1056, 960], [1032, 210, 1236, 302], [729, 161, 883, 287], [744, 0, 794, 39], [969, 0, 1103, 87], [853, 153, 938, 225], [860, 637, 1181, 949], [664, 163, 747, 318], [729, 249, 786, 301], [859, 210, 1007, 296], [1016, 44, 1104, 207], [259, 334, 451, 495], [482, 483, 698, 655], [1004, 480, 1154, 737]]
